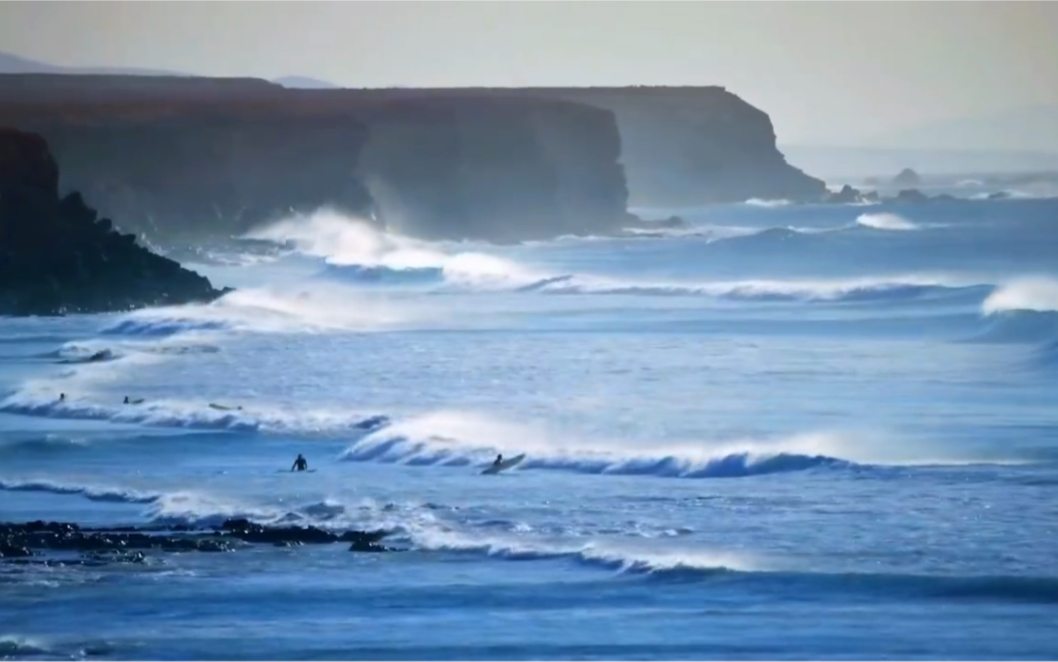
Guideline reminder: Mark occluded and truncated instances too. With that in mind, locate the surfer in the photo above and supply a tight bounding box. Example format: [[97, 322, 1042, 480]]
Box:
[[59, 393, 65, 402], [291, 454, 308, 472], [493, 454, 503, 467]]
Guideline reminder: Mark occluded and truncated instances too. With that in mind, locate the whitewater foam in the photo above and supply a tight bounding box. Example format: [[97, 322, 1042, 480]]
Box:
[[517, 273, 983, 303], [744, 198, 791, 208], [0, 477, 405, 530], [408, 526, 758, 577], [0, 388, 391, 436], [856, 213, 920, 231], [246, 209, 542, 291], [339, 409, 1005, 476], [100, 283, 434, 336], [340, 410, 946, 479], [0, 477, 159, 504], [982, 277, 1058, 314]]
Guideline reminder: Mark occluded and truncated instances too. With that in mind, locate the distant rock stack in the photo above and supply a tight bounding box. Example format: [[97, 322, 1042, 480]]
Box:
[[892, 168, 922, 188], [0, 127, 230, 316]]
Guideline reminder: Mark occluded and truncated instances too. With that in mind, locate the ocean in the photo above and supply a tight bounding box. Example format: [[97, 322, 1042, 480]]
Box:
[[2, 199, 1057, 660]]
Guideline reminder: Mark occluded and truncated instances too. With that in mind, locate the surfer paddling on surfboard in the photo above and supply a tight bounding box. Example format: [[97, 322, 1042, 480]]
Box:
[[482, 453, 525, 475], [291, 454, 308, 472]]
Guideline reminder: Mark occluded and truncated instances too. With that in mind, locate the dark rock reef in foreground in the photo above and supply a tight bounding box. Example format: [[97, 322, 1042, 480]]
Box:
[[0, 127, 228, 316], [0, 518, 396, 566]]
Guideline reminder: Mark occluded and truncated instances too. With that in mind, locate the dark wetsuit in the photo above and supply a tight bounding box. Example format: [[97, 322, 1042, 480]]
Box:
[[292, 456, 308, 472]]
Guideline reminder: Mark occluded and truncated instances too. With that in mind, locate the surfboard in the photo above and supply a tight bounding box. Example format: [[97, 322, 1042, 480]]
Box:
[[481, 454, 525, 475], [209, 403, 242, 411]]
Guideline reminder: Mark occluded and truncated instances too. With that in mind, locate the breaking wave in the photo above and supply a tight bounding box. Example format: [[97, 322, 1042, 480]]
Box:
[[410, 527, 753, 577], [0, 478, 412, 532], [516, 274, 987, 304], [744, 198, 791, 208], [247, 209, 540, 291], [977, 278, 1058, 358], [969, 309, 1058, 344], [855, 213, 920, 231], [0, 434, 90, 457], [43, 346, 121, 364], [982, 277, 1058, 315], [336, 411, 885, 479], [0, 389, 390, 436], [321, 257, 987, 305], [0, 477, 159, 503], [102, 317, 229, 337], [100, 285, 430, 336], [404, 526, 1058, 602]]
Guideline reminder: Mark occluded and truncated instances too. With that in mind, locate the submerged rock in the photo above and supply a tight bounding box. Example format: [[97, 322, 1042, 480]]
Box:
[[0, 542, 32, 558], [0, 517, 396, 566], [220, 517, 393, 551]]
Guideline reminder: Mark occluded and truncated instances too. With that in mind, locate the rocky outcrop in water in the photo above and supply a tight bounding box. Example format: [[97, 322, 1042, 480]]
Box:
[[892, 168, 922, 187], [0, 518, 395, 565], [825, 185, 864, 205], [0, 127, 228, 316], [821, 183, 954, 206]]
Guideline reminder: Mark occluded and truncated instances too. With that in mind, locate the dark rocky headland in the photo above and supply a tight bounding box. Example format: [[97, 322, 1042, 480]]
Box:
[[0, 127, 229, 316]]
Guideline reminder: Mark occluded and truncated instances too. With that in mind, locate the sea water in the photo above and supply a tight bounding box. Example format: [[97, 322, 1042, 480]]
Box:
[[2, 200, 1057, 660]]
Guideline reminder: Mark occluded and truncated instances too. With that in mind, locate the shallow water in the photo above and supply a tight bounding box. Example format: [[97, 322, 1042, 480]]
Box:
[[2, 200, 1057, 660]]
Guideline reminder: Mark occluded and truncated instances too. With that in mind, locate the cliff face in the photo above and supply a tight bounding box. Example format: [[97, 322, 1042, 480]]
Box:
[[33, 114, 374, 241], [0, 127, 226, 316], [358, 97, 629, 241], [341, 86, 828, 206], [0, 76, 632, 243], [534, 87, 827, 205], [0, 76, 822, 244]]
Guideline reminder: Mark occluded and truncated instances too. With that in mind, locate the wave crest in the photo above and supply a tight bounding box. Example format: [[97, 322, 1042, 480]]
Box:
[[410, 527, 753, 577], [744, 198, 791, 208], [982, 277, 1058, 314], [0, 390, 391, 436], [855, 213, 920, 231], [338, 411, 858, 479], [517, 274, 984, 304], [0, 478, 159, 503]]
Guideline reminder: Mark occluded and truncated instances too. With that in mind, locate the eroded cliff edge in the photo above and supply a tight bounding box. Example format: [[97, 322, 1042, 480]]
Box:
[[0, 127, 227, 316], [0, 75, 633, 243], [0, 76, 822, 242], [539, 86, 827, 206], [397, 86, 826, 206]]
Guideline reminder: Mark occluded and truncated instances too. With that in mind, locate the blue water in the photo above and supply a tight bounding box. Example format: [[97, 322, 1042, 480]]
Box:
[[2, 200, 1058, 660]]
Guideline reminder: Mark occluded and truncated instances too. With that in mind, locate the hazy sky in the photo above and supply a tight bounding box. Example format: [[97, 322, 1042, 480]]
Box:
[[1, 1, 1056, 146]]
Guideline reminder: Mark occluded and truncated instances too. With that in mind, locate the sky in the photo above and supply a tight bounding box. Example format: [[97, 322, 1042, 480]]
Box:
[[1, 1, 1056, 148]]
